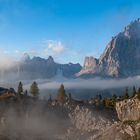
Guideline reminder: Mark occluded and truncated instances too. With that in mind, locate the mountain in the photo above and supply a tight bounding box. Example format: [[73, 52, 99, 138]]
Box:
[[77, 18, 140, 78], [98, 18, 140, 77], [14, 55, 82, 80], [76, 56, 98, 76]]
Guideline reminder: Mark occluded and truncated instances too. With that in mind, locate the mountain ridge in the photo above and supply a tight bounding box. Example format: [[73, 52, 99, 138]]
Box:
[[16, 55, 82, 80], [77, 18, 140, 78]]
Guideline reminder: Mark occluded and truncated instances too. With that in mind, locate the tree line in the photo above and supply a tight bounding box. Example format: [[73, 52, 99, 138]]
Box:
[[17, 81, 140, 107], [103, 86, 140, 108], [17, 81, 67, 104], [17, 81, 39, 98]]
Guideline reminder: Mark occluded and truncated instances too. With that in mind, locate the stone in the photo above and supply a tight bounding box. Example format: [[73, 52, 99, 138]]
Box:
[[116, 97, 140, 121]]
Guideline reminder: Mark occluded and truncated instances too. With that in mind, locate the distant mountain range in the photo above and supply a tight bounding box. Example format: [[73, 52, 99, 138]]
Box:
[[77, 18, 140, 78], [10, 54, 82, 80], [1, 19, 140, 80]]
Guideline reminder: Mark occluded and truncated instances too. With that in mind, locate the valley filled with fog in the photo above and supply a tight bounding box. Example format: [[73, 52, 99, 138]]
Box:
[[1, 73, 140, 99]]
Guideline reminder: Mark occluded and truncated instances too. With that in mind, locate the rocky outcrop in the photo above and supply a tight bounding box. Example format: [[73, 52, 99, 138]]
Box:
[[89, 121, 140, 140], [60, 98, 140, 140], [0, 87, 16, 99], [116, 97, 140, 121], [76, 56, 98, 76], [69, 106, 112, 132]]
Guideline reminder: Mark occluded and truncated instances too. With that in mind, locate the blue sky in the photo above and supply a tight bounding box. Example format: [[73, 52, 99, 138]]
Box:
[[0, 0, 140, 64]]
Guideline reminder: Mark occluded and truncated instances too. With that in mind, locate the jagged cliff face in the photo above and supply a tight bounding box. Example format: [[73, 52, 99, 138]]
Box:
[[98, 37, 120, 77], [2, 55, 82, 80], [19, 56, 58, 79], [69, 106, 112, 132], [18, 55, 82, 79], [116, 97, 140, 121], [83, 56, 98, 71], [76, 56, 98, 76], [98, 19, 140, 77], [77, 19, 140, 77]]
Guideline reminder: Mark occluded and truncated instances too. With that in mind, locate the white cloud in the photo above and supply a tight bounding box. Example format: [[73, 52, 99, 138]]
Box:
[[43, 40, 65, 55]]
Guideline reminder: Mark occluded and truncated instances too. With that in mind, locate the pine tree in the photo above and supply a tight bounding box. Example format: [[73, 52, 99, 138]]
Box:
[[57, 84, 66, 104], [30, 81, 39, 98], [17, 81, 23, 97], [124, 87, 129, 99], [132, 86, 137, 97], [98, 94, 102, 100]]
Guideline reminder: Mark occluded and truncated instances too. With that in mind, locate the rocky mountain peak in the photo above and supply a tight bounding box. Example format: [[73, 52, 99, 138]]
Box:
[[83, 56, 98, 70], [21, 53, 30, 62], [10, 54, 81, 79], [47, 56, 54, 63], [98, 18, 140, 77], [76, 18, 140, 78], [123, 18, 140, 38], [76, 56, 98, 76]]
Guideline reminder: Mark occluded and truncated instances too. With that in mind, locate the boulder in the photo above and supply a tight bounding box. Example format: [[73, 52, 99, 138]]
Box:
[[116, 98, 140, 121]]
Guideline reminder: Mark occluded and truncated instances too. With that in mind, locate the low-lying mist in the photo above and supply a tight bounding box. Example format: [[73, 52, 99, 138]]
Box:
[[1, 74, 140, 99]]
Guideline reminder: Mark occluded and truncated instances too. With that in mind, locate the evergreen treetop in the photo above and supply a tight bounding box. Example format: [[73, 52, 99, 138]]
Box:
[[30, 81, 39, 98], [124, 87, 129, 99], [57, 84, 66, 104], [132, 86, 137, 97]]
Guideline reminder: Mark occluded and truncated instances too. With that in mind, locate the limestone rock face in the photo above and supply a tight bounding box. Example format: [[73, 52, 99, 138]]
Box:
[[76, 56, 98, 76], [69, 105, 112, 133], [116, 98, 140, 121], [77, 18, 140, 78], [98, 19, 140, 77]]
